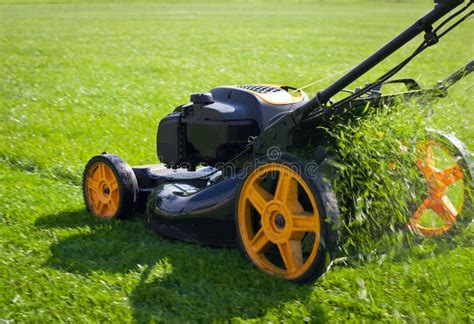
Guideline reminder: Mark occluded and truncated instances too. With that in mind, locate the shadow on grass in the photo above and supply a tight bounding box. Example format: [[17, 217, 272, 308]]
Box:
[[37, 210, 324, 322], [35, 210, 105, 229]]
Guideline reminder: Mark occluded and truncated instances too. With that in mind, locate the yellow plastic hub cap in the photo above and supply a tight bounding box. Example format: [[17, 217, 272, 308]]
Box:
[[85, 162, 120, 218], [409, 140, 466, 236], [238, 163, 320, 280]]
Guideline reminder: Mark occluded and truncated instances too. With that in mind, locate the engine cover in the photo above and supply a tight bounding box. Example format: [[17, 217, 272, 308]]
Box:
[[157, 84, 308, 167]]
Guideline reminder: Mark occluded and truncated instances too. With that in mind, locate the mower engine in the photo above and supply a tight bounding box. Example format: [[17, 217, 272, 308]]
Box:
[[157, 85, 308, 169]]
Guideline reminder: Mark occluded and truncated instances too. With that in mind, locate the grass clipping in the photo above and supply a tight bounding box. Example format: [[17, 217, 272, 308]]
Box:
[[320, 104, 430, 261]]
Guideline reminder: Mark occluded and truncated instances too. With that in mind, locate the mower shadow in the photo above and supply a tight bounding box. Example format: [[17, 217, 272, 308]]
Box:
[[39, 210, 324, 322], [35, 210, 105, 229]]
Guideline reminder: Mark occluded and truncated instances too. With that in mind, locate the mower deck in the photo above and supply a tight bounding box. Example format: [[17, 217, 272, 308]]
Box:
[[132, 165, 238, 246]]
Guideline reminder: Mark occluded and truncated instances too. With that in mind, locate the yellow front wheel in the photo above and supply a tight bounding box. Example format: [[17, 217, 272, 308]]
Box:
[[82, 153, 138, 220], [235, 155, 339, 283]]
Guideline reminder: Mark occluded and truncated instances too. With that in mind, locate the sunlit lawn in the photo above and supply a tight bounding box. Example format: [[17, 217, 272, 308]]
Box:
[[1, 1, 473, 322]]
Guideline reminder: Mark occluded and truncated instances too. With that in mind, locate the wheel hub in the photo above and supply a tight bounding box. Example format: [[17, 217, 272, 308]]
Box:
[[274, 214, 286, 229], [262, 202, 292, 243], [99, 181, 112, 202]]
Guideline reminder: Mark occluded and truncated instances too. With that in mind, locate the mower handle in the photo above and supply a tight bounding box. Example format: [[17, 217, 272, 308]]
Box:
[[253, 0, 466, 155], [314, 0, 464, 105], [374, 59, 473, 94], [376, 79, 422, 92], [436, 59, 474, 90], [333, 60, 474, 113]]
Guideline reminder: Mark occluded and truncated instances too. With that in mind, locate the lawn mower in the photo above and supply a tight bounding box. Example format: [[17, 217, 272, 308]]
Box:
[[82, 0, 473, 283]]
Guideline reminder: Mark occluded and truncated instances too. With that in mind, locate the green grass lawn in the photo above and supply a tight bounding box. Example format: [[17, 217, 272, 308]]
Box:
[[1, 1, 473, 322]]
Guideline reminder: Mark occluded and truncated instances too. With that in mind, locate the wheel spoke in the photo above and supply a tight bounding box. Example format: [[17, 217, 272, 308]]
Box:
[[247, 182, 273, 215], [98, 163, 106, 179], [278, 240, 303, 272], [416, 144, 437, 178], [96, 200, 104, 213], [109, 179, 119, 192], [275, 170, 298, 204], [87, 190, 98, 206], [435, 165, 463, 186], [416, 160, 436, 179], [291, 213, 318, 233], [251, 228, 270, 254], [410, 198, 430, 223], [87, 178, 100, 192], [109, 199, 117, 212], [437, 196, 457, 224], [104, 165, 114, 181], [425, 144, 435, 167]]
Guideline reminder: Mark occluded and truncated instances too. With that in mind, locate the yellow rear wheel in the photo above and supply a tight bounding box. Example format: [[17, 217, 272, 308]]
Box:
[[409, 132, 472, 236], [235, 155, 339, 283]]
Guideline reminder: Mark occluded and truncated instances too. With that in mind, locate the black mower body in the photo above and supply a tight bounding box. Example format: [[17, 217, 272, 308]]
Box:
[[157, 85, 308, 168]]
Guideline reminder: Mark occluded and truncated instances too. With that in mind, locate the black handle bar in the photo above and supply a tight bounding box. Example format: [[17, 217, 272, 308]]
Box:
[[253, 0, 466, 154], [316, 0, 463, 105]]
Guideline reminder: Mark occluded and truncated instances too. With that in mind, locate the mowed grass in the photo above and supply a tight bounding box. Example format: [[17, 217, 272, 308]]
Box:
[[1, 1, 473, 322]]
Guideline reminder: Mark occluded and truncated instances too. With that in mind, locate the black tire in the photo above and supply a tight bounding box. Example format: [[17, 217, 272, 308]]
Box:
[[82, 153, 138, 220], [431, 130, 472, 216], [234, 153, 340, 284]]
